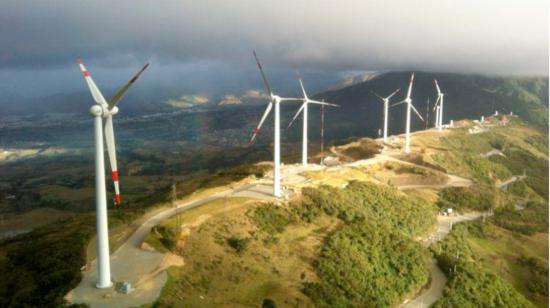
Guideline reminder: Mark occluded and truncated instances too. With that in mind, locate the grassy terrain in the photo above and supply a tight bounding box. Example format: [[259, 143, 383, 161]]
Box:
[[0, 112, 547, 307], [152, 181, 436, 307], [437, 185, 501, 212], [152, 202, 335, 308], [144, 197, 256, 254], [417, 118, 549, 307], [374, 160, 448, 186], [0, 164, 269, 308], [419, 118, 546, 188], [491, 200, 548, 236], [150, 119, 548, 307], [431, 221, 547, 307], [302, 167, 372, 187]]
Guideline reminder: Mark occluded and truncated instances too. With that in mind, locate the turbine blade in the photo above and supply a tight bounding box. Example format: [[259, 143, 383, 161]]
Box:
[[249, 102, 273, 144], [109, 63, 149, 110], [434, 79, 442, 95], [391, 100, 406, 108], [279, 97, 301, 102], [308, 100, 339, 107], [411, 103, 425, 122], [386, 88, 401, 100], [77, 59, 108, 108], [298, 77, 308, 100], [370, 90, 384, 100], [287, 103, 306, 129], [252, 50, 273, 96], [406, 73, 415, 99], [104, 115, 121, 205]]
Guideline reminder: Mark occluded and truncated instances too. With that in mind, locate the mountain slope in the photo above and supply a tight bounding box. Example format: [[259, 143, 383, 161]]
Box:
[[305, 72, 548, 142]]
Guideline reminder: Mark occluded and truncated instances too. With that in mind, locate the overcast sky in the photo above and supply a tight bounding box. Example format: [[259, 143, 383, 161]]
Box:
[[0, 0, 548, 97]]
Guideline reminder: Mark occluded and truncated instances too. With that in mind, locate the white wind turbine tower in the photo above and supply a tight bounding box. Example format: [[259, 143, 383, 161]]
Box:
[[287, 76, 338, 166], [249, 51, 300, 197], [371, 88, 400, 143], [434, 79, 444, 130], [434, 101, 441, 129], [392, 73, 424, 153], [77, 59, 149, 288]]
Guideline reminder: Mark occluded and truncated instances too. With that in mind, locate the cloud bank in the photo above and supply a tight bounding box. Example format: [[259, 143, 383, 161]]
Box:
[[0, 0, 547, 99], [1, 0, 547, 74]]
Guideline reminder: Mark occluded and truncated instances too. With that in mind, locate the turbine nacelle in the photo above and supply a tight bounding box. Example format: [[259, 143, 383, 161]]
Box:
[[90, 105, 103, 117], [89, 105, 119, 117]]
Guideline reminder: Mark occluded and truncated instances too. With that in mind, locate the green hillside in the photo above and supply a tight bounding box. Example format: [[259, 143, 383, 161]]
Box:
[[148, 117, 548, 307], [301, 72, 548, 143]]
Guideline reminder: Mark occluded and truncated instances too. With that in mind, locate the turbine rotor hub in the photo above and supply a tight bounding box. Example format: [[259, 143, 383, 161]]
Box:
[[109, 106, 120, 115]]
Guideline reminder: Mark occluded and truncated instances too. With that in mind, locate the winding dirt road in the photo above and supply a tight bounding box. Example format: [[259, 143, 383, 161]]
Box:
[[67, 149, 477, 307], [401, 212, 484, 308], [67, 183, 273, 308]]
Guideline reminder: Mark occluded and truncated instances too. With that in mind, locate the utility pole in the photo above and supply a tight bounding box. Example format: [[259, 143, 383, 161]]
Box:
[[172, 183, 179, 233], [320, 102, 325, 154], [425, 97, 430, 130]]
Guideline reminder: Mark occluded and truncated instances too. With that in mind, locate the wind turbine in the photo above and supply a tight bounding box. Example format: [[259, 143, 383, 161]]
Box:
[[392, 73, 424, 153], [287, 76, 338, 166], [434, 99, 440, 129], [249, 51, 300, 197], [77, 59, 149, 288], [434, 79, 444, 130], [371, 88, 400, 143]]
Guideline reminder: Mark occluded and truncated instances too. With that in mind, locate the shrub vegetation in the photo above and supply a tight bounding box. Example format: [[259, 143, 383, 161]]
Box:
[[226, 236, 250, 254], [431, 222, 535, 308], [491, 201, 548, 235], [437, 185, 497, 212], [341, 139, 382, 160], [249, 203, 294, 235], [294, 181, 435, 307], [304, 222, 429, 307], [296, 181, 436, 237]]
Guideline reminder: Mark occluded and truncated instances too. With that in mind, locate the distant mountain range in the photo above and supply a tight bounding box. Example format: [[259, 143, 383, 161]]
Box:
[[299, 71, 548, 142], [3, 71, 546, 124], [1, 71, 547, 150]]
